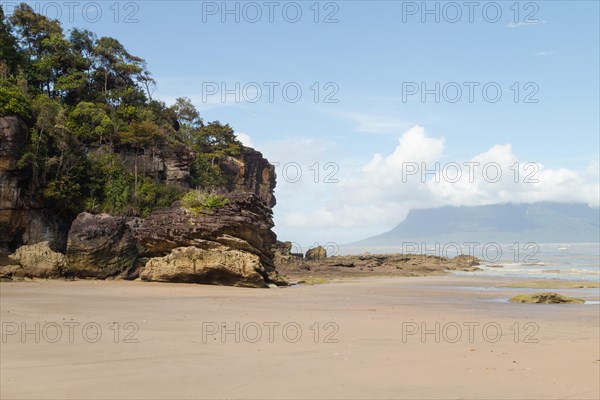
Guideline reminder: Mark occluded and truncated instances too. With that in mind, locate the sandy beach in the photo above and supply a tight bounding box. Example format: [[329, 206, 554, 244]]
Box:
[[1, 276, 598, 399]]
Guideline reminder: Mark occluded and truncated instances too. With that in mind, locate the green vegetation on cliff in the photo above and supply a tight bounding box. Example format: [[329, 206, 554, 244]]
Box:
[[181, 190, 230, 216], [0, 3, 242, 218]]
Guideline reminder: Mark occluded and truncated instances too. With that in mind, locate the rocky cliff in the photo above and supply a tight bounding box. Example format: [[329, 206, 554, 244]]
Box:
[[65, 213, 143, 279], [135, 192, 281, 287], [0, 116, 282, 287], [58, 192, 282, 287], [117, 142, 195, 186], [219, 147, 277, 208], [0, 116, 69, 258]]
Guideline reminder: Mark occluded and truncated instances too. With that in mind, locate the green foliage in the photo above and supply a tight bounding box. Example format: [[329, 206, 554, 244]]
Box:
[[117, 120, 164, 148], [9, 3, 65, 95], [186, 121, 242, 190], [170, 97, 203, 142], [42, 177, 82, 210], [2, 4, 251, 218], [181, 190, 230, 216], [135, 177, 183, 217], [0, 5, 22, 74], [194, 121, 242, 158], [68, 101, 114, 144], [93, 36, 146, 104], [86, 151, 131, 213], [31, 93, 61, 133], [86, 151, 183, 217], [188, 154, 228, 189], [14, 98, 90, 216], [0, 78, 30, 119]]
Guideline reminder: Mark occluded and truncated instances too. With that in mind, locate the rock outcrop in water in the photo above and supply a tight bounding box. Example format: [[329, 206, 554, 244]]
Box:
[[274, 250, 482, 278]]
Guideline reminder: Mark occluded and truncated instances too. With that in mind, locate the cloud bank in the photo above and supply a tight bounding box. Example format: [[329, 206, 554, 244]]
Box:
[[276, 126, 599, 232]]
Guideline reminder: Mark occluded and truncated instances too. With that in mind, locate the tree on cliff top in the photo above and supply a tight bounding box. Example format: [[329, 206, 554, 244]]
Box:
[[0, 5, 22, 75], [170, 97, 203, 143], [2, 3, 249, 217]]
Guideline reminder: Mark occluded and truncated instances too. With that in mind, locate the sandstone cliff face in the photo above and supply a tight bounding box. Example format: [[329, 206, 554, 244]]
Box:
[[8, 241, 66, 278], [0, 117, 68, 256], [135, 192, 281, 285], [1, 116, 30, 252], [219, 147, 276, 208], [140, 245, 267, 287], [59, 192, 282, 286], [118, 142, 194, 186]]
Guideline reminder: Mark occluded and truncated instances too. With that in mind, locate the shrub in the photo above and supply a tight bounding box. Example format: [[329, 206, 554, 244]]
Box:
[[188, 154, 228, 189], [86, 152, 183, 217], [181, 190, 230, 216], [135, 177, 183, 217]]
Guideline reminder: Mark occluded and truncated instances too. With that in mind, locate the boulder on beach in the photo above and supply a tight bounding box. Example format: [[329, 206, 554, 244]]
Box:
[[66, 213, 143, 279], [135, 192, 285, 286], [305, 246, 327, 261], [140, 245, 267, 288], [8, 241, 66, 278]]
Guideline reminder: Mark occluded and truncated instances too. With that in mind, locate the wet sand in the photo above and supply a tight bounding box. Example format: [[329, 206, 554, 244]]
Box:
[[1, 276, 599, 399]]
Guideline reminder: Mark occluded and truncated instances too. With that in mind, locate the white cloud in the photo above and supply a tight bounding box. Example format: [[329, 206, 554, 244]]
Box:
[[276, 126, 600, 236], [235, 132, 253, 147], [364, 126, 444, 170], [427, 146, 599, 207], [535, 51, 556, 56]]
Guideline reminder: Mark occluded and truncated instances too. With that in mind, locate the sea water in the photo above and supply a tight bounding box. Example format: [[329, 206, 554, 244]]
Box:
[[340, 243, 600, 282], [465, 243, 600, 282]]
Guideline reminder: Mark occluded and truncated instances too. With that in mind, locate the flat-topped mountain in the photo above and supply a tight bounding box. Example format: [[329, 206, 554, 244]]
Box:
[[354, 202, 600, 246]]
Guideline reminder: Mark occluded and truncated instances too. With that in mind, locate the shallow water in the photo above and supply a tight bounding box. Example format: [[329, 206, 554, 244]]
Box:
[[343, 243, 600, 282]]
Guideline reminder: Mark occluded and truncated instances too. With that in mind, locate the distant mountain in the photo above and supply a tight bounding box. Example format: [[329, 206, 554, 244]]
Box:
[[353, 203, 600, 246]]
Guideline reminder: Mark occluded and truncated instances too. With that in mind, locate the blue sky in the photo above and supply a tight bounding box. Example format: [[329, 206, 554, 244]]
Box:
[[5, 0, 599, 246]]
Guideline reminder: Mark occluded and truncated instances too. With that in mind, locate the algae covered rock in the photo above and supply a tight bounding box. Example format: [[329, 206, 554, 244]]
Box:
[[510, 292, 585, 304]]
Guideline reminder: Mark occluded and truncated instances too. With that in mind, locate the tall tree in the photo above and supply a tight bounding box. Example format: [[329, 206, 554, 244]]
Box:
[[0, 5, 22, 75], [93, 36, 147, 104], [9, 3, 63, 93], [196, 121, 241, 159], [57, 29, 97, 104], [170, 97, 203, 142]]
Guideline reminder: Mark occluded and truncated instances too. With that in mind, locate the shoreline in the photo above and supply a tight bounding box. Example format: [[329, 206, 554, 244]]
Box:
[[2, 275, 599, 399]]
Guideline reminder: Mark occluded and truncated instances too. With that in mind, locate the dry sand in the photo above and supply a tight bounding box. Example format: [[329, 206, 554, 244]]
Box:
[[1, 276, 599, 399]]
